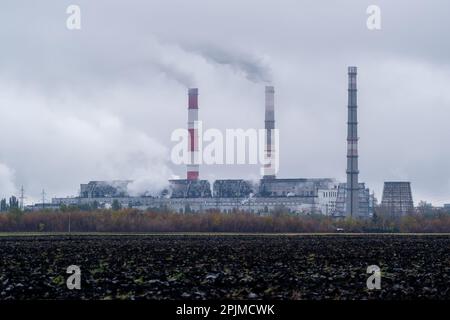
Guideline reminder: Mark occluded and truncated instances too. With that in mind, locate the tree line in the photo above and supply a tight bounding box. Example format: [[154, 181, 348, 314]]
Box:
[[0, 208, 449, 233], [0, 196, 20, 212]]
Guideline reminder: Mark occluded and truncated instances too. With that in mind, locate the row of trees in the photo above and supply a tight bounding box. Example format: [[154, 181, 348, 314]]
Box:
[[0, 208, 450, 233], [0, 196, 20, 212]]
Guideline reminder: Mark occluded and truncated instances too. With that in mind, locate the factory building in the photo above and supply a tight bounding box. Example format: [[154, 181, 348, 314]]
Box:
[[169, 179, 212, 198], [381, 182, 414, 215], [258, 178, 337, 198], [51, 68, 375, 218], [53, 192, 320, 214], [213, 180, 256, 198], [317, 187, 339, 216], [333, 183, 373, 217], [80, 180, 131, 198], [53, 178, 337, 215]]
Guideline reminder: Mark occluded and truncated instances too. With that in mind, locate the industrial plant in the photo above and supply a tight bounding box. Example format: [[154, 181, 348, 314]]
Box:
[[50, 67, 411, 217], [380, 182, 414, 215]]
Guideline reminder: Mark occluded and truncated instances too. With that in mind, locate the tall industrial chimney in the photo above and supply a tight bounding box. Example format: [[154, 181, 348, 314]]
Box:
[[187, 88, 199, 180], [263, 85, 276, 179], [346, 67, 359, 217]]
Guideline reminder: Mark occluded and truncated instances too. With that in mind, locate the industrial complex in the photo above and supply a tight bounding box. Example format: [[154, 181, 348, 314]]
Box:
[[50, 67, 412, 217], [380, 182, 414, 215]]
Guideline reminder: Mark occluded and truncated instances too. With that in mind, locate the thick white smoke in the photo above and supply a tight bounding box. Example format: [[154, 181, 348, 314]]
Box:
[[0, 82, 176, 202], [0, 163, 16, 199], [126, 168, 174, 197], [190, 45, 273, 83]]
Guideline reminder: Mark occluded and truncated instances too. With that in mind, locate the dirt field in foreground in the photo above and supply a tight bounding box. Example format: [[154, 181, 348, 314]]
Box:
[[0, 234, 448, 300]]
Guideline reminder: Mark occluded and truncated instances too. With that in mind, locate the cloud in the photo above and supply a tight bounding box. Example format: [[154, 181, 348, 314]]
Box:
[[1, 0, 450, 206], [0, 82, 174, 203]]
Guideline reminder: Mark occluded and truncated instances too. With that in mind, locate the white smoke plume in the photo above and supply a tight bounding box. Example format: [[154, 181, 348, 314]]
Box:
[[189, 45, 273, 83], [126, 167, 173, 197], [0, 163, 16, 199]]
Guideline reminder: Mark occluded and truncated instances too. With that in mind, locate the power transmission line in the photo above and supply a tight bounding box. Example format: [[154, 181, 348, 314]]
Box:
[[42, 189, 46, 209], [19, 186, 26, 210]]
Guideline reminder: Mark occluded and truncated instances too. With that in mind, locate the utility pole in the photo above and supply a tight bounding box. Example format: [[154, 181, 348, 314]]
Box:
[[19, 186, 25, 210], [42, 189, 46, 210]]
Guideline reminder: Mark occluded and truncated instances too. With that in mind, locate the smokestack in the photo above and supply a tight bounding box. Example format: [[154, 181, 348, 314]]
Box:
[[263, 85, 276, 179], [187, 88, 199, 180], [346, 66, 359, 217]]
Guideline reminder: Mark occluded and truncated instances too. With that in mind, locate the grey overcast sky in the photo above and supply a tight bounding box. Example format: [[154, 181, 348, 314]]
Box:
[[1, 0, 450, 205]]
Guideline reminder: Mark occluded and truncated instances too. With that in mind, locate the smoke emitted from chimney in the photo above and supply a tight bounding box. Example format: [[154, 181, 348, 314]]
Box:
[[0, 163, 16, 198], [155, 62, 196, 88], [126, 167, 172, 197], [190, 45, 272, 83]]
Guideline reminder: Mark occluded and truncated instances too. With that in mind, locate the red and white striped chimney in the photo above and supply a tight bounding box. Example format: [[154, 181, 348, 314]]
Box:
[[187, 88, 199, 180]]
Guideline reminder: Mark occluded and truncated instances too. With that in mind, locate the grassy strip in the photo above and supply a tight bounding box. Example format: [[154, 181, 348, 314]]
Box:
[[1, 232, 450, 237]]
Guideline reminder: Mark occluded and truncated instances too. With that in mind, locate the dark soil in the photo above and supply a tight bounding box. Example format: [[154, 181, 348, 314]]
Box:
[[0, 234, 448, 300]]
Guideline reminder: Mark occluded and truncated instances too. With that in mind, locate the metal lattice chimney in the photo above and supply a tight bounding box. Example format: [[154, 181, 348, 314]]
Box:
[[263, 85, 276, 179], [187, 88, 199, 180], [346, 67, 359, 217]]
